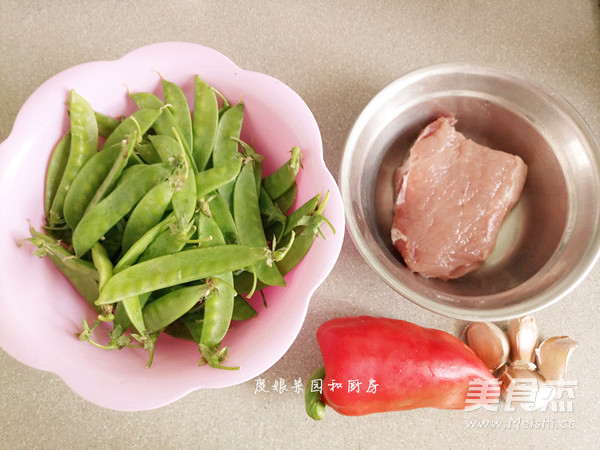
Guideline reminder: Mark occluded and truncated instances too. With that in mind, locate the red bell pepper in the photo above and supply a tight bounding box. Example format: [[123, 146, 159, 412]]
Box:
[[305, 316, 500, 418]]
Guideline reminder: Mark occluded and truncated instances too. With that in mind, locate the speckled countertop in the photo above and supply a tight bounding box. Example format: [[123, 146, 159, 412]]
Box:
[[1, 1, 599, 448]]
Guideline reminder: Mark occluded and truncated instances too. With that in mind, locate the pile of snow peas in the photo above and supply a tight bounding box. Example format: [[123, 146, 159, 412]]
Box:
[[23, 75, 332, 369]]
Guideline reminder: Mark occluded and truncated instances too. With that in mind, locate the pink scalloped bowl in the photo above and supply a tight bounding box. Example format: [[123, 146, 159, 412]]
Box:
[[0, 42, 344, 411]]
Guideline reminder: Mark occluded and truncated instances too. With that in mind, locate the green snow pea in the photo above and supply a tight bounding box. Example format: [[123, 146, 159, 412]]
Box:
[[135, 140, 161, 164], [72, 163, 171, 256], [275, 182, 297, 213], [181, 312, 204, 342], [206, 193, 238, 244], [192, 75, 218, 171], [199, 278, 237, 370], [259, 187, 287, 241], [232, 295, 257, 321], [63, 138, 133, 229], [85, 132, 138, 216], [283, 194, 320, 236], [94, 111, 120, 138], [115, 213, 177, 272], [212, 103, 244, 209], [263, 147, 302, 200], [136, 225, 194, 263], [195, 156, 242, 199], [162, 78, 193, 155], [95, 244, 269, 305], [112, 291, 152, 340], [196, 212, 236, 369], [44, 132, 71, 219], [48, 90, 98, 226], [121, 180, 174, 252], [170, 131, 197, 234], [233, 161, 285, 287], [91, 242, 113, 291], [102, 108, 160, 149], [276, 194, 331, 276], [143, 284, 211, 333]]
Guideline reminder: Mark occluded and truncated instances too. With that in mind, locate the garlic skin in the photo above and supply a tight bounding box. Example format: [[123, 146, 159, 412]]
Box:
[[536, 336, 579, 382], [465, 322, 509, 372], [507, 315, 538, 370], [497, 365, 555, 410]]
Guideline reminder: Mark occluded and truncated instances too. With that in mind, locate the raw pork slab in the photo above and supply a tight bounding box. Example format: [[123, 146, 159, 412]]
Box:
[[391, 117, 527, 279]]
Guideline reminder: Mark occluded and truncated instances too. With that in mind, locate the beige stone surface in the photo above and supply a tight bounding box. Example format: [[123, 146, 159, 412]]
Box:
[[1, 1, 599, 448]]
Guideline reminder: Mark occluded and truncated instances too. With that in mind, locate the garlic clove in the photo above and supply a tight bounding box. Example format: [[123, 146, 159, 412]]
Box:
[[465, 322, 509, 372], [536, 336, 579, 382], [496, 365, 555, 410], [507, 315, 538, 369]]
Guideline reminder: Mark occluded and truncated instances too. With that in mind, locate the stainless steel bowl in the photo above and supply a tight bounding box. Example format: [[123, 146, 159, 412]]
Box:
[[341, 64, 600, 321]]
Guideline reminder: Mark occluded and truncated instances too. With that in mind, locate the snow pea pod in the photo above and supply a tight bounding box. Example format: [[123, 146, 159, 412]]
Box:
[[103, 108, 161, 149], [130, 92, 185, 150], [192, 75, 218, 171], [234, 138, 264, 194], [196, 212, 235, 367], [148, 134, 181, 164], [162, 79, 193, 159], [233, 161, 285, 287], [48, 90, 98, 226], [72, 163, 171, 256], [129, 91, 164, 110], [143, 284, 210, 333], [115, 213, 177, 272], [181, 313, 204, 342], [94, 111, 119, 138], [207, 193, 238, 244], [276, 211, 326, 276], [197, 211, 224, 248], [283, 194, 320, 236], [213, 103, 244, 209], [198, 278, 237, 370], [121, 180, 174, 252], [136, 140, 161, 164], [85, 132, 138, 217], [95, 245, 269, 305], [232, 295, 257, 321], [91, 242, 113, 291], [137, 225, 194, 263], [115, 164, 148, 188], [233, 270, 264, 295], [263, 147, 302, 200], [121, 296, 146, 335], [112, 291, 151, 339], [259, 187, 287, 241], [171, 132, 197, 234], [62, 140, 131, 229], [195, 156, 242, 199], [275, 182, 297, 213], [44, 132, 71, 219]]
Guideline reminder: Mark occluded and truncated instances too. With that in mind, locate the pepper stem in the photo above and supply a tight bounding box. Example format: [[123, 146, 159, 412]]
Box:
[[305, 366, 327, 420]]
